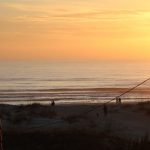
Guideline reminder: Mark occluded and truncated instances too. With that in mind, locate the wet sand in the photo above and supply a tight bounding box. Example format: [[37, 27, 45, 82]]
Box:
[[1, 87, 150, 104]]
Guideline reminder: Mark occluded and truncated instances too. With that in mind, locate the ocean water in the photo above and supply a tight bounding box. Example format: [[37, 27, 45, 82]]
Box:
[[0, 61, 150, 104]]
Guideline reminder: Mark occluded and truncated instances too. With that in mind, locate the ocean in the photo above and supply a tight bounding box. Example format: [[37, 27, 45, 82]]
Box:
[[0, 61, 150, 104]]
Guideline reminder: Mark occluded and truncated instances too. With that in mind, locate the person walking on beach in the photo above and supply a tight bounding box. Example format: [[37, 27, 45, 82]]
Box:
[[116, 97, 122, 104], [118, 97, 122, 104], [103, 104, 108, 117], [116, 97, 119, 104], [51, 100, 55, 106]]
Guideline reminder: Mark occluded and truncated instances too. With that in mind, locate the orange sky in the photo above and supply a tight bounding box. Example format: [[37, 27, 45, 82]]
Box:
[[1, 0, 150, 61]]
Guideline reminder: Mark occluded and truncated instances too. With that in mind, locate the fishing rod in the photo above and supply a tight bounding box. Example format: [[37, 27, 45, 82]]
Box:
[[79, 77, 150, 115]]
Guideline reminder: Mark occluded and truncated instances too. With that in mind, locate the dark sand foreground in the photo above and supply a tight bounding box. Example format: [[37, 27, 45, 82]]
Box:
[[1, 102, 150, 150]]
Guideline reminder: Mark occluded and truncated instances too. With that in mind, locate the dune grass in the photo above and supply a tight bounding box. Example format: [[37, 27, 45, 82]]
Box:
[[0, 103, 57, 124], [3, 129, 150, 150]]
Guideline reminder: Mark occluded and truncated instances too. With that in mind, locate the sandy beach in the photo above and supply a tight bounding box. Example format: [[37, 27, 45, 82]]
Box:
[[1, 102, 150, 137], [1, 102, 150, 149]]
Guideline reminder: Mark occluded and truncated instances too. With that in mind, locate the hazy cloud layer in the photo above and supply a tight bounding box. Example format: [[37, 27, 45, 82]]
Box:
[[1, 0, 150, 60]]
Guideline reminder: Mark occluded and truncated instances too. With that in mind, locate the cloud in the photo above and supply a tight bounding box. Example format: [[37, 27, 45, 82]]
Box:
[[54, 9, 139, 18], [14, 15, 50, 23], [1, 1, 150, 23], [0, 2, 48, 14], [0, 2, 145, 17]]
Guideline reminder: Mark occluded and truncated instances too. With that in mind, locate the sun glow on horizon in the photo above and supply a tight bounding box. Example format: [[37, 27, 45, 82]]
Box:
[[1, 0, 150, 61]]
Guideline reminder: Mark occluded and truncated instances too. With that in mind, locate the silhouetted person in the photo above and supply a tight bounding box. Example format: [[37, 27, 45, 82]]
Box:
[[103, 104, 108, 117], [118, 97, 122, 104], [116, 97, 119, 104], [51, 100, 55, 106]]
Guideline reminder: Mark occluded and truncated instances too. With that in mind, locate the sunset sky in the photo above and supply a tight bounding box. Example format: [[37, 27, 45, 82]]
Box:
[[1, 0, 150, 61]]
